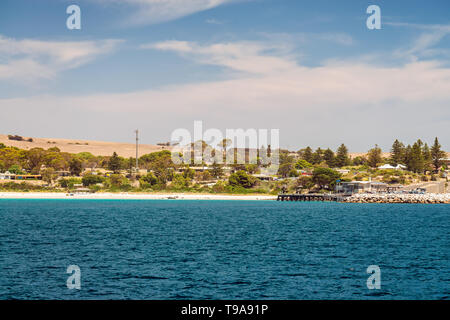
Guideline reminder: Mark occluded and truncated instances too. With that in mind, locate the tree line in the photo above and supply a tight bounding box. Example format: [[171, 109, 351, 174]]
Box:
[[294, 137, 446, 173]]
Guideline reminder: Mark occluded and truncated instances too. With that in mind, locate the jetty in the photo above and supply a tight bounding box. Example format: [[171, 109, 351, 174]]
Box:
[[277, 193, 347, 202]]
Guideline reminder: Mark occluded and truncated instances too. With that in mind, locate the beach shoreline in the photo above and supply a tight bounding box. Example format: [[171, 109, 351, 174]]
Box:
[[0, 192, 277, 201]]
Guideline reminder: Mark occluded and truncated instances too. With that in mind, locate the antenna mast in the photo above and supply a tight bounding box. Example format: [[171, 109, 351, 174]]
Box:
[[135, 129, 139, 173]]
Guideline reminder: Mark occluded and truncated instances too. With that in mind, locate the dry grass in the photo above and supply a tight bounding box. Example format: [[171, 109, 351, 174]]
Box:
[[0, 134, 170, 157]]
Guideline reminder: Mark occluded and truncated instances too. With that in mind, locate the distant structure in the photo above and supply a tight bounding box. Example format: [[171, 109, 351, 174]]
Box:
[[135, 129, 139, 172]]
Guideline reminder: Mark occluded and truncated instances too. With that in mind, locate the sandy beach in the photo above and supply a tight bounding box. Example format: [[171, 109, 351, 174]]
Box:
[[0, 192, 277, 201]]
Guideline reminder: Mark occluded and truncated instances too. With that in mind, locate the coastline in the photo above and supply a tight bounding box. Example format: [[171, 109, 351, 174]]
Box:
[[0, 192, 277, 201], [1, 191, 448, 203]]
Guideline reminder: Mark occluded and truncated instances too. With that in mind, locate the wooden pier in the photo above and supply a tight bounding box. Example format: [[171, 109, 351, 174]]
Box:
[[277, 193, 347, 202]]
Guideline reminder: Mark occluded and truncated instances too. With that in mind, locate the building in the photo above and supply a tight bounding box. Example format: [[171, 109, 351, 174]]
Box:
[[378, 164, 406, 170], [336, 181, 398, 194], [0, 171, 15, 180]]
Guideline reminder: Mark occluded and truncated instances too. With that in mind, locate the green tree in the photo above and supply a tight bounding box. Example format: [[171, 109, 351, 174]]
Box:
[[300, 147, 314, 163], [335, 144, 350, 168], [409, 141, 425, 173], [323, 148, 335, 167], [171, 174, 191, 189], [295, 176, 314, 191], [390, 139, 405, 165], [430, 137, 446, 172], [228, 170, 256, 188], [26, 148, 45, 172], [367, 145, 383, 168], [312, 167, 341, 190], [69, 158, 83, 176], [295, 159, 312, 170], [278, 163, 293, 178], [422, 143, 432, 172], [108, 152, 121, 173], [41, 168, 57, 184], [311, 147, 323, 164], [210, 162, 223, 178], [8, 164, 23, 174], [352, 156, 367, 166]]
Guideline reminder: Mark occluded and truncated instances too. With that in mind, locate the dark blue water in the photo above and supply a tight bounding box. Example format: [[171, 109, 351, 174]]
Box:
[[0, 200, 448, 299]]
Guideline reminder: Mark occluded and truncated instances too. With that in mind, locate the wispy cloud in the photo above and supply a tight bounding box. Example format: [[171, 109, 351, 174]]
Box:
[[387, 22, 450, 61], [0, 35, 122, 83], [205, 18, 224, 25], [108, 0, 236, 25], [142, 40, 298, 75]]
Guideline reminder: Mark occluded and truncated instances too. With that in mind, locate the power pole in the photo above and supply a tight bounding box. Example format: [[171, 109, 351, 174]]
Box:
[[135, 129, 139, 173]]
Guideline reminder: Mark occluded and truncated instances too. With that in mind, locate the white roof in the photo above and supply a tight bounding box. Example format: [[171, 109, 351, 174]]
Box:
[[378, 164, 396, 169]]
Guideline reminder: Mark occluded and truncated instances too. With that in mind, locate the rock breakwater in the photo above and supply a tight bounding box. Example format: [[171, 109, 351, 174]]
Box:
[[343, 193, 450, 204]]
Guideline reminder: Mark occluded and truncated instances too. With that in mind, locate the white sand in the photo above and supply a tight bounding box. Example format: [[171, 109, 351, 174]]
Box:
[[0, 192, 277, 201]]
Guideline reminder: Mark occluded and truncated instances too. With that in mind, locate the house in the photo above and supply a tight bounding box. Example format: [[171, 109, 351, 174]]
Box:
[[14, 175, 42, 180], [378, 164, 406, 170], [336, 181, 390, 194], [0, 171, 15, 180]]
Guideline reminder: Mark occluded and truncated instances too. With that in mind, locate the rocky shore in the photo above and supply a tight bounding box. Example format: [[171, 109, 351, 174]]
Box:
[[344, 193, 450, 204]]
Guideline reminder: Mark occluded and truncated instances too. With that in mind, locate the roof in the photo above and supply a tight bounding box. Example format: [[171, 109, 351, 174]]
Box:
[[378, 164, 396, 169]]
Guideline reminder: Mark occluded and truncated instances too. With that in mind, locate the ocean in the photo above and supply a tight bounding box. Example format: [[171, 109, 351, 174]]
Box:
[[0, 199, 448, 299]]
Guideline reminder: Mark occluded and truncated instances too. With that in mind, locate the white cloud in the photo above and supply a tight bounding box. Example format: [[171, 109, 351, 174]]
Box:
[[143, 40, 298, 75], [0, 35, 122, 83], [2, 40, 450, 150], [111, 0, 235, 25]]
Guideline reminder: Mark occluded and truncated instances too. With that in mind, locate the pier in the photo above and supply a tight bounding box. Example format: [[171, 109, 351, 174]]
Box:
[[277, 193, 347, 202]]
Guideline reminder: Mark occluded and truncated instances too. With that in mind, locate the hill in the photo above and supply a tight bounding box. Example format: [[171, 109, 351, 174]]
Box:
[[0, 134, 169, 158]]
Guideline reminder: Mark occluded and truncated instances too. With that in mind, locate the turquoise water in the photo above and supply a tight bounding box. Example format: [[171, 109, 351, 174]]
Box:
[[0, 199, 448, 300]]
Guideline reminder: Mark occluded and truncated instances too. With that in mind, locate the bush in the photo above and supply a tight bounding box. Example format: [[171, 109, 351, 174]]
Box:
[[59, 178, 82, 189], [82, 174, 104, 187], [228, 170, 257, 188], [140, 172, 157, 186], [7, 164, 23, 174]]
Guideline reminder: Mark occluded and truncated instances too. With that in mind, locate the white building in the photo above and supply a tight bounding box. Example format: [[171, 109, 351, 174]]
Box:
[[378, 164, 406, 170], [0, 171, 15, 180]]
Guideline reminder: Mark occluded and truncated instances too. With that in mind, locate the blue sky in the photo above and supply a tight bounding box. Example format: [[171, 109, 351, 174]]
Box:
[[0, 0, 449, 151]]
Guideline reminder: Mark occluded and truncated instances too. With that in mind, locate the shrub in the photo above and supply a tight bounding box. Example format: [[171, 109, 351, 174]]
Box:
[[82, 174, 104, 187], [228, 170, 257, 188]]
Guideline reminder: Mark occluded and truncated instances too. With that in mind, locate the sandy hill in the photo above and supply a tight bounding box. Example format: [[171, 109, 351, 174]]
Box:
[[0, 134, 170, 158], [2, 134, 448, 159]]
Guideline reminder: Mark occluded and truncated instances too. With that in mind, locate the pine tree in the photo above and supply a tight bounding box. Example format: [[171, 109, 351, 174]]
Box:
[[430, 137, 446, 172], [410, 141, 424, 173], [323, 148, 335, 167], [367, 145, 383, 168], [108, 152, 121, 173], [390, 139, 405, 165], [404, 145, 413, 171], [335, 144, 350, 168], [311, 147, 323, 164], [301, 147, 313, 163], [422, 143, 432, 172]]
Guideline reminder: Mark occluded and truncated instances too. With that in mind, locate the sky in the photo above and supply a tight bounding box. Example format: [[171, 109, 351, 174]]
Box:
[[0, 0, 449, 152]]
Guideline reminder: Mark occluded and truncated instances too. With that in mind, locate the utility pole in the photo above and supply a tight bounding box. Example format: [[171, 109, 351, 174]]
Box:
[[135, 129, 139, 173]]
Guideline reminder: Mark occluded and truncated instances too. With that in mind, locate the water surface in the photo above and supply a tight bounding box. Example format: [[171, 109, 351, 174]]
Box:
[[0, 200, 448, 299]]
